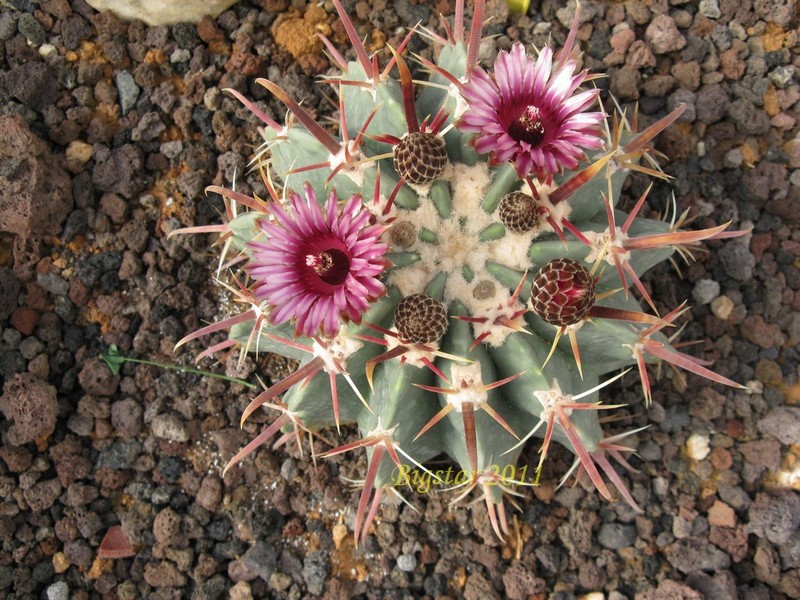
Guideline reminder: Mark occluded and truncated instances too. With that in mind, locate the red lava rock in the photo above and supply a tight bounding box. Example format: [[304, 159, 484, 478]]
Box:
[[710, 446, 733, 471], [78, 357, 121, 396], [9, 306, 39, 335], [708, 500, 736, 528], [0, 114, 74, 238], [644, 14, 687, 54], [740, 315, 785, 348], [709, 525, 749, 562], [98, 525, 136, 559], [720, 48, 746, 80], [55, 453, 93, 487], [144, 560, 188, 587], [502, 562, 547, 599], [153, 507, 183, 546], [739, 439, 781, 472], [0, 445, 33, 472], [195, 474, 222, 512], [0, 372, 57, 446], [197, 15, 225, 43], [636, 579, 704, 599]]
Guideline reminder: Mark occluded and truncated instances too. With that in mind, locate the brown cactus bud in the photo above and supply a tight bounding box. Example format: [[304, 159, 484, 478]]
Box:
[[393, 132, 447, 185], [390, 221, 416, 249], [530, 258, 596, 327], [394, 293, 448, 343], [498, 192, 540, 233]]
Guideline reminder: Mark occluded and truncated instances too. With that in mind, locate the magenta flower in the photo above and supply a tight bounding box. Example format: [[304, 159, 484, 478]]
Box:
[[458, 42, 605, 179], [248, 184, 388, 337]]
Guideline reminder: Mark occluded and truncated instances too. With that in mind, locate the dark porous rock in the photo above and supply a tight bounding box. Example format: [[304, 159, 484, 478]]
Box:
[[0, 61, 58, 112], [0, 372, 58, 446], [598, 522, 637, 549], [636, 579, 704, 599], [233, 541, 278, 582], [718, 241, 755, 282], [97, 439, 142, 470], [727, 98, 771, 135], [0, 114, 74, 238], [111, 398, 143, 438], [22, 478, 63, 512], [64, 538, 93, 569], [78, 357, 120, 396], [753, 0, 798, 25], [747, 491, 800, 546], [0, 444, 32, 472], [61, 14, 93, 50], [687, 570, 738, 600], [0, 267, 20, 321], [92, 143, 145, 199], [502, 562, 546, 600], [302, 550, 330, 596], [666, 537, 731, 573]]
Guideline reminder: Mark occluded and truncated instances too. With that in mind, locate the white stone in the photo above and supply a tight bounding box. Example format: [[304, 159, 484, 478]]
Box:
[[86, 0, 240, 26], [699, 0, 721, 18], [686, 433, 711, 461]]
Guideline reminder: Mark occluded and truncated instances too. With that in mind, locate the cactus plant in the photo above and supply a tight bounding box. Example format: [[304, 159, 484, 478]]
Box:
[[174, 0, 746, 542]]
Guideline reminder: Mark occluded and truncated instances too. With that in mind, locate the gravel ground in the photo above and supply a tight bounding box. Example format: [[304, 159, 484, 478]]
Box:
[[0, 0, 799, 598]]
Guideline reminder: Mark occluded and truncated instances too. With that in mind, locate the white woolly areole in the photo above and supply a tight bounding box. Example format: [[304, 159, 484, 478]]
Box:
[[328, 140, 369, 188], [583, 228, 631, 265], [533, 379, 572, 420], [449, 80, 470, 121], [312, 334, 363, 374], [366, 418, 398, 439], [368, 193, 398, 226], [446, 362, 487, 412], [384, 328, 440, 368], [389, 163, 533, 312]]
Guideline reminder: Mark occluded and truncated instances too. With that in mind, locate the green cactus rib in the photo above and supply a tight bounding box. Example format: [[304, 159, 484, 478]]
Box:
[[175, 1, 745, 543]]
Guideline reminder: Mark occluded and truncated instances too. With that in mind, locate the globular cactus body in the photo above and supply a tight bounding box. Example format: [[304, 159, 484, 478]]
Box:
[[176, 0, 746, 541]]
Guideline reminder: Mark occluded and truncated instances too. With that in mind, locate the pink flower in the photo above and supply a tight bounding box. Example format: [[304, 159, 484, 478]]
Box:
[[458, 42, 605, 179], [248, 184, 388, 337]]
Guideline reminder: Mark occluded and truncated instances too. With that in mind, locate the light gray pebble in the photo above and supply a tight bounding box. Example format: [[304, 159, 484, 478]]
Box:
[[724, 148, 743, 168], [46, 581, 69, 600], [280, 458, 298, 481], [692, 279, 720, 305], [397, 554, 417, 572], [699, 0, 721, 18], [151, 414, 189, 442], [598, 523, 637, 549], [768, 66, 795, 89], [37, 272, 70, 296], [638, 440, 663, 461], [653, 476, 670, 499], [160, 141, 183, 159], [115, 70, 140, 116], [718, 241, 755, 282], [170, 49, 191, 63]]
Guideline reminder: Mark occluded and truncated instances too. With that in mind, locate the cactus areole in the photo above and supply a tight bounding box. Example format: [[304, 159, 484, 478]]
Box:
[[174, 0, 746, 542]]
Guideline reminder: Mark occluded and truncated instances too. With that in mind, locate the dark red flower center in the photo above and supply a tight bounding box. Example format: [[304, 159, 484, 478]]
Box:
[[508, 105, 546, 147], [305, 248, 350, 287]]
